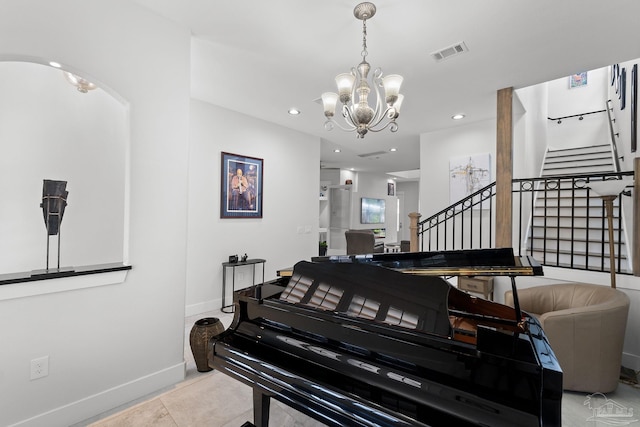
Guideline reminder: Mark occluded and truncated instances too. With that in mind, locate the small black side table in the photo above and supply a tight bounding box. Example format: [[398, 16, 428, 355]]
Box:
[[221, 258, 266, 313]]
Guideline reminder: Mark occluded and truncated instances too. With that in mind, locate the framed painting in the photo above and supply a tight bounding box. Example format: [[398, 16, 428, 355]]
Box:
[[387, 182, 395, 196], [220, 152, 263, 218], [449, 153, 491, 209], [632, 64, 637, 153], [569, 72, 588, 89], [620, 67, 627, 110]]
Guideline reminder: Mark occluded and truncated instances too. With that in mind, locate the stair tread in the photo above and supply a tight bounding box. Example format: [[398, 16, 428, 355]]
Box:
[[525, 143, 628, 273], [525, 260, 631, 273], [543, 165, 614, 171], [530, 236, 625, 244], [529, 248, 628, 259], [532, 225, 620, 230], [546, 144, 611, 153], [545, 156, 612, 163], [532, 214, 618, 219]]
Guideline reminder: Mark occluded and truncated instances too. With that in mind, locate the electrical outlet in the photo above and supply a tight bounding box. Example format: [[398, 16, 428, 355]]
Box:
[[30, 356, 49, 380]]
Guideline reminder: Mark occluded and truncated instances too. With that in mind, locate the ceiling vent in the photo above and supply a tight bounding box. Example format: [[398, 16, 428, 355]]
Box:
[[358, 151, 388, 159], [431, 41, 469, 62]]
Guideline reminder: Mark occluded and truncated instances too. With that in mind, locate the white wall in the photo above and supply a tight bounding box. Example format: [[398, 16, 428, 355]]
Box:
[[419, 120, 497, 219], [546, 67, 610, 150], [0, 1, 191, 426], [514, 82, 548, 179], [185, 100, 320, 314], [608, 59, 638, 173], [397, 181, 419, 241], [605, 58, 640, 370], [346, 172, 398, 243]]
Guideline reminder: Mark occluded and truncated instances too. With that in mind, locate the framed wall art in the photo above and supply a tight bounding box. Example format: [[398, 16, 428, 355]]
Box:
[[449, 153, 491, 209], [620, 67, 627, 110], [387, 182, 395, 196], [569, 72, 588, 89], [632, 64, 637, 152], [220, 152, 263, 218]]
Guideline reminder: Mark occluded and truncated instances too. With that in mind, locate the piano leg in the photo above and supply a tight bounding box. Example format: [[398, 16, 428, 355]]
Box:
[[253, 389, 270, 427]]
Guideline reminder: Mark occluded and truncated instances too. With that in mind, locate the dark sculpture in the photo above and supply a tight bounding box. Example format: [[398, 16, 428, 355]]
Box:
[[39, 179, 69, 272], [40, 179, 68, 236]]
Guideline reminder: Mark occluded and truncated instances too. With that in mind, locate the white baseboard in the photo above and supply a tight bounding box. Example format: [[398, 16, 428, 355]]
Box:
[[622, 352, 640, 372], [9, 362, 185, 427], [185, 298, 221, 317]]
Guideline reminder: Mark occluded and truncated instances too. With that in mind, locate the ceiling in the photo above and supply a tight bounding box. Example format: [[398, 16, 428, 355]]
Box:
[[131, 0, 640, 178]]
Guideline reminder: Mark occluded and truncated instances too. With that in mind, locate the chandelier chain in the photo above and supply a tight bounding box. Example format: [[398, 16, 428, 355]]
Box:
[[361, 19, 368, 60]]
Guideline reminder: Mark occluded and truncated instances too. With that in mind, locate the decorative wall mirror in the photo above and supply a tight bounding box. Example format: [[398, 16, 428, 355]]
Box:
[[0, 61, 128, 274]]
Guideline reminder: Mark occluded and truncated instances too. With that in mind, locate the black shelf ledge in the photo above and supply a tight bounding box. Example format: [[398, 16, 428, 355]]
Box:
[[0, 263, 132, 286]]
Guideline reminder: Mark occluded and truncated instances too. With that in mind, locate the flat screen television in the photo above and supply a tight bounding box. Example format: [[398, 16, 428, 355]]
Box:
[[361, 197, 385, 224]]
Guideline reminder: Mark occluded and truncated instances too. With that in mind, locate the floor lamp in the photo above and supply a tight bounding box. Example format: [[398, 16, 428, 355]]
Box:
[[588, 180, 630, 289]]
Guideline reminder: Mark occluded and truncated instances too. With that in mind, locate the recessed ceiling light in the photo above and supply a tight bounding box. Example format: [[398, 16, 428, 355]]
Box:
[[452, 114, 465, 120], [389, 148, 397, 152], [350, 168, 355, 171], [49, 61, 62, 68], [334, 149, 341, 153], [288, 108, 301, 115]]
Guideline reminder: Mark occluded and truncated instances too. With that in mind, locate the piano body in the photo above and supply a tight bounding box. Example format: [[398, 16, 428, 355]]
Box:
[[208, 248, 562, 427]]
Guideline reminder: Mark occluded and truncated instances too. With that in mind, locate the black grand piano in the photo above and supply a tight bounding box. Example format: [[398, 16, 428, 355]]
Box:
[[208, 248, 562, 427]]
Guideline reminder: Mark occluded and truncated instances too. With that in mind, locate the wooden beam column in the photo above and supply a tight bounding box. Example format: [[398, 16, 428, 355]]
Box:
[[496, 87, 513, 248], [409, 212, 422, 252]]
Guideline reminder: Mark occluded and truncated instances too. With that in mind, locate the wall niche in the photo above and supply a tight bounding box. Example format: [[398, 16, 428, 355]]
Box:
[[0, 61, 128, 274]]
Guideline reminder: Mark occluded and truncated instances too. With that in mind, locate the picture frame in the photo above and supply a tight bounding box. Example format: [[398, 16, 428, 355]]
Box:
[[632, 64, 637, 153], [620, 67, 627, 110], [449, 153, 492, 210], [220, 152, 263, 218], [387, 182, 395, 196], [569, 72, 588, 89]]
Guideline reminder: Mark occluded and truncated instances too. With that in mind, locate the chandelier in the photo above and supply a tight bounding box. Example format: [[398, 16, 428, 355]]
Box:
[[321, 2, 404, 139]]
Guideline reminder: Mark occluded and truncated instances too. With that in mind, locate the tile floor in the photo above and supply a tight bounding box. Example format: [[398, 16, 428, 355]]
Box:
[[77, 308, 640, 427]]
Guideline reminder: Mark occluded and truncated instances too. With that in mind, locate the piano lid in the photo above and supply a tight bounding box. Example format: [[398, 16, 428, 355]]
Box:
[[309, 248, 543, 277], [279, 260, 454, 338]]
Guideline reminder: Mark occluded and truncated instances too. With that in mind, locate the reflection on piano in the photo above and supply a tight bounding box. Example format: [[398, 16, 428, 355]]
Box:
[[209, 248, 562, 426]]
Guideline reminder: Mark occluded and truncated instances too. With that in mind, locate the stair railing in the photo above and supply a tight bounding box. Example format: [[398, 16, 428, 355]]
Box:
[[417, 171, 634, 274], [606, 99, 623, 173], [547, 108, 606, 124], [418, 183, 496, 252]]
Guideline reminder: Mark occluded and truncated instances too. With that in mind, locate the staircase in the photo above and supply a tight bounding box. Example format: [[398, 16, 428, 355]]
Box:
[[542, 144, 618, 175], [528, 144, 630, 273]]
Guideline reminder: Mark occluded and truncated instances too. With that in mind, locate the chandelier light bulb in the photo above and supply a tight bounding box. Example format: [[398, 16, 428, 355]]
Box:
[[382, 74, 403, 105], [321, 92, 339, 118], [335, 73, 355, 104]]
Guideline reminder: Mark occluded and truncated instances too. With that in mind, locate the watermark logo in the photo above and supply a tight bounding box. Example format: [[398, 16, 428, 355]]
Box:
[[583, 392, 638, 426]]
